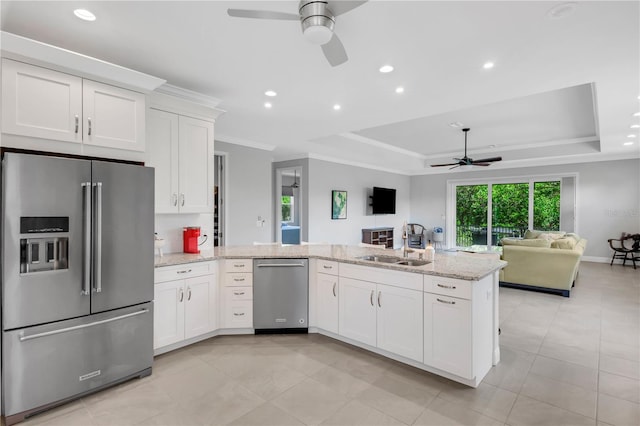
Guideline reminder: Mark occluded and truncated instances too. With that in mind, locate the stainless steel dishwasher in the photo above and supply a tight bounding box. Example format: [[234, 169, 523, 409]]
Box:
[[253, 258, 308, 333]]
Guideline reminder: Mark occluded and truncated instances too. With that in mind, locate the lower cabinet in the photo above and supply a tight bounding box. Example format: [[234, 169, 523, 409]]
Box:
[[338, 276, 423, 362], [316, 272, 339, 334], [154, 261, 217, 350], [423, 293, 472, 378], [221, 259, 253, 328]]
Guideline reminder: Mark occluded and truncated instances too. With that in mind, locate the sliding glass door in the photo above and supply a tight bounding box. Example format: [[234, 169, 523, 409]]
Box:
[[451, 176, 572, 250]]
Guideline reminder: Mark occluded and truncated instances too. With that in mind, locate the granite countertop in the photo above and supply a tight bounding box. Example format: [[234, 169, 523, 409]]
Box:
[[155, 245, 506, 281]]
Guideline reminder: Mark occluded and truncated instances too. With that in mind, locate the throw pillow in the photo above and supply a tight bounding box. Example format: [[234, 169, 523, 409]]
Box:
[[524, 230, 543, 239], [502, 238, 551, 248], [566, 233, 581, 241], [538, 232, 566, 241], [551, 238, 577, 249]]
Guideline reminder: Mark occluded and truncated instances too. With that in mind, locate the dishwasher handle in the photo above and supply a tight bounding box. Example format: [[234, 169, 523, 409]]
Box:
[[256, 263, 306, 268]]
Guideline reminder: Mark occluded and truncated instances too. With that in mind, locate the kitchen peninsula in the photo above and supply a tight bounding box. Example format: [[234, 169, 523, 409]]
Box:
[[154, 245, 506, 388]]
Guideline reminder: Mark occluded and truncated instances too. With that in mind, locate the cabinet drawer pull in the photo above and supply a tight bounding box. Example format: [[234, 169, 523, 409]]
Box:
[[370, 290, 374, 306], [378, 291, 382, 307], [436, 298, 455, 305], [233, 277, 245, 282], [233, 264, 245, 268], [437, 283, 456, 289], [74, 115, 79, 134], [233, 312, 245, 316], [179, 289, 184, 302], [323, 265, 333, 270], [233, 291, 245, 296], [332, 282, 336, 297], [176, 269, 192, 274]]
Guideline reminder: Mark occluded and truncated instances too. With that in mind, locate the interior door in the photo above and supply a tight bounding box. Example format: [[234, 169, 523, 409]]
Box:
[[91, 161, 154, 313], [2, 153, 91, 330]]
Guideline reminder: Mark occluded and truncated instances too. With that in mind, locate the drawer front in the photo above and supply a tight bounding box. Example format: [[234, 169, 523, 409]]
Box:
[[225, 301, 253, 328], [155, 261, 214, 283], [339, 262, 422, 291], [425, 275, 472, 300], [225, 259, 252, 273], [224, 272, 253, 287], [226, 286, 253, 301], [317, 259, 339, 276]]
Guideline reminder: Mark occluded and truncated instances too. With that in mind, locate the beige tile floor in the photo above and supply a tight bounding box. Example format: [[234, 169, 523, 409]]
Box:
[[17, 262, 640, 426]]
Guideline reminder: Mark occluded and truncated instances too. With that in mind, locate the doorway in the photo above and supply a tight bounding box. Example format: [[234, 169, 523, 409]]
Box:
[[275, 167, 302, 245]]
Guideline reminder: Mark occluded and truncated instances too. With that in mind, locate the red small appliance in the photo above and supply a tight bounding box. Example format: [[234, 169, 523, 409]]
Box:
[[183, 227, 201, 254]]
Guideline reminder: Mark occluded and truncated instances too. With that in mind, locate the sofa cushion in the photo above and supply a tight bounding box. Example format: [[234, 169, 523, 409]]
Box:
[[539, 232, 567, 241], [502, 238, 551, 248], [551, 237, 577, 249], [524, 230, 566, 239], [565, 233, 581, 242]]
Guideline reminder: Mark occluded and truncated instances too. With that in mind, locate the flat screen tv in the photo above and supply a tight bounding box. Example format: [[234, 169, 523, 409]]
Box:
[[371, 186, 396, 214]]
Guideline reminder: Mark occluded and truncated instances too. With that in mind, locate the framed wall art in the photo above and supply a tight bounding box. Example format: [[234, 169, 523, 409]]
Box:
[[331, 190, 347, 220]]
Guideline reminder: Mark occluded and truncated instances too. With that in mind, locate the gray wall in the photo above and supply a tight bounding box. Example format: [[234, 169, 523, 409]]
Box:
[[307, 159, 412, 247], [410, 158, 640, 259], [216, 141, 273, 245]]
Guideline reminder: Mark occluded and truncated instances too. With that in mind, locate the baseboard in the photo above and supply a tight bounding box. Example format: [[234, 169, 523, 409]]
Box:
[[582, 256, 614, 263]]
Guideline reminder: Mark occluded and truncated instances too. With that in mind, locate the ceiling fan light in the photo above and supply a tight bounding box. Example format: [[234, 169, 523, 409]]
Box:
[[303, 24, 333, 44], [459, 164, 474, 171]]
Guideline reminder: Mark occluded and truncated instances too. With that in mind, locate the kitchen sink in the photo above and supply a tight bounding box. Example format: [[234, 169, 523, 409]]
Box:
[[357, 255, 431, 267]]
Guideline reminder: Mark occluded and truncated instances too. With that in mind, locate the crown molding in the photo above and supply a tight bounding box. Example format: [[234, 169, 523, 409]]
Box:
[[155, 84, 222, 109]]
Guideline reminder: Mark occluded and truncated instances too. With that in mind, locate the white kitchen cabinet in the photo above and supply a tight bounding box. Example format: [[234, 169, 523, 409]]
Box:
[[2, 58, 145, 153], [153, 261, 217, 351], [221, 259, 253, 329], [423, 293, 472, 378], [376, 283, 423, 362], [146, 108, 214, 214], [338, 277, 377, 347], [316, 272, 339, 334]]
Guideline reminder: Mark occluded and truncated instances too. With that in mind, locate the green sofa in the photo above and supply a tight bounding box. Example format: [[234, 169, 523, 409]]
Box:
[[499, 231, 587, 297]]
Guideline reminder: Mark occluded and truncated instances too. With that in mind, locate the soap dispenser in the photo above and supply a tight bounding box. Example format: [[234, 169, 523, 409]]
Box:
[[425, 240, 435, 261]]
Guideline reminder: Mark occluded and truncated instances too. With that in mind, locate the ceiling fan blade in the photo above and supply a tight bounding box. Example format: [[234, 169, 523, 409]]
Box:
[[329, 0, 368, 16], [470, 163, 492, 166], [227, 9, 299, 20], [321, 34, 348, 66], [431, 162, 460, 167], [473, 156, 502, 163]]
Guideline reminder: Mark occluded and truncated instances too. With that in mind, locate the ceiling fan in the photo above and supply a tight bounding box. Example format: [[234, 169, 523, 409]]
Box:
[[431, 128, 502, 169], [227, 1, 368, 67]]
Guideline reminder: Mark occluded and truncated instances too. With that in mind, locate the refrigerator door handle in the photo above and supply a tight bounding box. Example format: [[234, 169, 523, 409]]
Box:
[[18, 309, 150, 342], [81, 182, 92, 296], [93, 182, 103, 293]]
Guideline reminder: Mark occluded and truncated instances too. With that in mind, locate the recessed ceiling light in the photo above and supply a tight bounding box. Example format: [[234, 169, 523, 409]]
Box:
[[489, 144, 496, 148], [624, 141, 634, 146], [333, 104, 341, 111], [546, 2, 577, 19], [265, 90, 277, 97], [628, 134, 637, 138], [449, 122, 463, 128], [379, 65, 394, 73], [74, 9, 96, 21], [634, 112, 640, 117], [483, 62, 495, 70], [631, 124, 640, 129], [395, 86, 404, 94], [264, 102, 272, 109]]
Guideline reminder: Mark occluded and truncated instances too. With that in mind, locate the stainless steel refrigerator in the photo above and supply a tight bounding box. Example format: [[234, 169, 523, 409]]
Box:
[[1, 152, 154, 425]]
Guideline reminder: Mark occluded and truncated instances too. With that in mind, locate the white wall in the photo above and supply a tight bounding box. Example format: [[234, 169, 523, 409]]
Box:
[[154, 213, 214, 254], [410, 158, 640, 259], [215, 141, 273, 245], [307, 159, 412, 248]]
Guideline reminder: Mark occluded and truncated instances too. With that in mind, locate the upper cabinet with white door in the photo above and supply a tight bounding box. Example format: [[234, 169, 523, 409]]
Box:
[[1, 58, 146, 157], [146, 91, 224, 214]]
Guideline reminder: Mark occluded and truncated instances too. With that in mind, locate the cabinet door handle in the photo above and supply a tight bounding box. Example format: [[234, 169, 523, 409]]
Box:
[[75, 115, 79, 134], [377, 291, 382, 308], [436, 298, 455, 305], [332, 282, 336, 297], [172, 194, 178, 206], [87, 117, 92, 136], [180, 194, 185, 206], [187, 287, 192, 301], [370, 290, 374, 306], [234, 312, 245, 316], [233, 291, 245, 296], [437, 283, 456, 289], [179, 289, 184, 302], [176, 269, 192, 274]]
